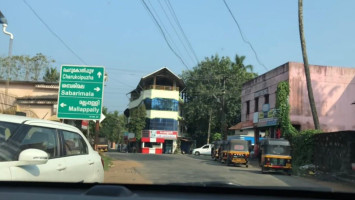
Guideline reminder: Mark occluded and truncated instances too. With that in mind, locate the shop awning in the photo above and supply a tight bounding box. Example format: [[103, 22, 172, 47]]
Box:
[[141, 137, 165, 143]]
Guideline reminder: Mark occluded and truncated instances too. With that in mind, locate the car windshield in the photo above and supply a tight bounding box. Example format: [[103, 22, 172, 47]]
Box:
[[1, 0, 355, 194]]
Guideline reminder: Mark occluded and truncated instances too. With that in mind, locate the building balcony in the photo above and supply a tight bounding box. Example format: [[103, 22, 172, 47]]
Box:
[[144, 85, 179, 91]]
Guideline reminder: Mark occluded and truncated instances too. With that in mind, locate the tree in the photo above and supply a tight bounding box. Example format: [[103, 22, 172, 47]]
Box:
[[99, 107, 127, 143], [43, 67, 60, 82], [298, 0, 320, 129], [0, 53, 55, 81], [181, 54, 256, 146], [127, 104, 146, 140]]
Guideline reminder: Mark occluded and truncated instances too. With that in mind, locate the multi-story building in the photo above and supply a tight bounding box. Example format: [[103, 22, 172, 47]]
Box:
[[126, 68, 185, 154], [239, 62, 355, 145]]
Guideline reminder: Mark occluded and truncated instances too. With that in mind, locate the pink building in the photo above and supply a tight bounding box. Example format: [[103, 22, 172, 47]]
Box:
[[240, 62, 355, 139]]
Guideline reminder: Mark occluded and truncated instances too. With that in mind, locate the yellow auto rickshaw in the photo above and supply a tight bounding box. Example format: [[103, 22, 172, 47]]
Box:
[[221, 139, 249, 167], [259, 138, 292, 175]]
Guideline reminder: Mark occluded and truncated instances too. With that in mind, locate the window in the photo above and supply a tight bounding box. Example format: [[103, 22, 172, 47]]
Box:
[[20, 127, 58, 159], [145, 118, 178, 131], [144, 98, 179, 111], [203, 145, 209, 149], [62, 131, 88, 156], [254, 97, 259, 112], [0, 121, 19, 143], [264, 94, 269, 104], [246, 101, 250, 114]]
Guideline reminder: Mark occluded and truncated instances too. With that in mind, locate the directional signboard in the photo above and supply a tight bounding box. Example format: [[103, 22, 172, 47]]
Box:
[[57, 65, 105, 120]]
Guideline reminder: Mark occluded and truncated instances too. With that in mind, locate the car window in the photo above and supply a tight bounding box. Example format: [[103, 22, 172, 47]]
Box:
[[203, 145, 209, 149], [0, 121, 20, 143], [62, 131, 88, 156], [20, 127, 58, 159]]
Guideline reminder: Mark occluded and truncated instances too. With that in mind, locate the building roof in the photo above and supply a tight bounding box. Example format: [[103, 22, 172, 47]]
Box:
[[0, 80, 59, 85], [229, 121, 254, 130], [229, 122, 243, 130], [16, 94, 58, 100], [129, 67, 185, 93]]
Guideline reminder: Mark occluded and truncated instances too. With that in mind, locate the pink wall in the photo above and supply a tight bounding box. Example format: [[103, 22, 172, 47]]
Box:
[[241, 64, 289, 122], [289, 62, 355, 131]]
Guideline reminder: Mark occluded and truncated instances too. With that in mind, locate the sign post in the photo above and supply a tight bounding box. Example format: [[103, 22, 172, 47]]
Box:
[[57, 65, 105, 120]]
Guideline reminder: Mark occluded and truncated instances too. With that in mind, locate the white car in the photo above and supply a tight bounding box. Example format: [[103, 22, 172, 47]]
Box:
[[0, 114, 104, 183], [192, 144, 213, 156]]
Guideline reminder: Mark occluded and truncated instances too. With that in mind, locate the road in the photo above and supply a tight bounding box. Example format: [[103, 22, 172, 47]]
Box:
[[105, 152, 355, 192]]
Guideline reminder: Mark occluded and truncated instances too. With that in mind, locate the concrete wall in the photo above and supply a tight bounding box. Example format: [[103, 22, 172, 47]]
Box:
[[0, 81, 58, 119], [241, 63, 289, 122], [289, 62, 355, 131], [313, 131, 355, 175]]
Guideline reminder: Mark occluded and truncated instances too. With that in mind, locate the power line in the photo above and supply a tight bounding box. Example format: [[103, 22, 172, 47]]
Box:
[[166, 0, 199, 63], [222, 0, 268, 71], [140, 0, 190, 70], [157, 0, 197, 65], [147, 0, 185, 64], [23, 0, 87, 65]]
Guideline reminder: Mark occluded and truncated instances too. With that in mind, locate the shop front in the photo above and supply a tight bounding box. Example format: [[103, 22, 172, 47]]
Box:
[[141, 130, 178, 154]]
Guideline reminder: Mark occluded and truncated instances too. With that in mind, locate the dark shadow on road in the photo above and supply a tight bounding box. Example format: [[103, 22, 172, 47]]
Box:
[[106, 152, 176, 161]]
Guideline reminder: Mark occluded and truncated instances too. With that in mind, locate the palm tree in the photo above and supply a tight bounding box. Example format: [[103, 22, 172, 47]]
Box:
[[298, 0, 320, 129], [234, 54, 253, 71]]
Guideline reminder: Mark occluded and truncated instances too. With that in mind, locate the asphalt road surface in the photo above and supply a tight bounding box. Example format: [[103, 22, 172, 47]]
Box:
[[106, 152, 354, 192]]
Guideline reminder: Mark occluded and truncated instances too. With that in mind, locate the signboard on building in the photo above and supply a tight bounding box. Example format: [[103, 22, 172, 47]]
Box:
[[259, 108, 278, 119], [254, 88, 268, 98], [57, 65, 105, 120], [257, 118, 278, 127], [142, 130, 178, 139]]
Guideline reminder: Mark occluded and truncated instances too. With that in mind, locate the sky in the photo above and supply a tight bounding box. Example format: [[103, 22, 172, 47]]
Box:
[[1, 0, 355, 113]]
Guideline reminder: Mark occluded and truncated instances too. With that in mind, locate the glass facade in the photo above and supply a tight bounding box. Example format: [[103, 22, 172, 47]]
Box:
[[144, 98, 178, 111], [145, 118, 178, 131]]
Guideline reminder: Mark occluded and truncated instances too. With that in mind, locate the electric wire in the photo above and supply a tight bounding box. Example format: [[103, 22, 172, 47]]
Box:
[[141, 0, 190, 70], [223, 0, 268, 71], [23, 0, 87, 65]]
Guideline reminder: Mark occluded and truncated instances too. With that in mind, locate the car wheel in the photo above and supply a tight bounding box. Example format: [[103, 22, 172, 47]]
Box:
[[195, 151, 200, 156]]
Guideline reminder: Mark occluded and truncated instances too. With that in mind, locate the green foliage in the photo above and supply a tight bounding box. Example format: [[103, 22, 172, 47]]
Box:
[[43, 67, 60, 82], [181, 54, 257, 144], [275, 81, 297, 141], [291, 130, 321, 168], [276, 82, 322, 173], [0, 53, 55, 81], [100, 108, 126, 143], [211, 133, 222, 142], [127, 104, 146, 140]]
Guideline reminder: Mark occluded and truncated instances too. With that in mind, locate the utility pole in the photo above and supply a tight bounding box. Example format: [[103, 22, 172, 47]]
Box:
[[0, 11, 14, 108], [221, 76, 227, 140], [298, 0, 320, 129], [207, 108, 212, 144], [94, 120, 100, 150]]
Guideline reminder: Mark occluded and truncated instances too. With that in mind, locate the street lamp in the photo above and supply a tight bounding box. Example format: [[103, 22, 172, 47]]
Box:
[[0, 11, 14, 108]]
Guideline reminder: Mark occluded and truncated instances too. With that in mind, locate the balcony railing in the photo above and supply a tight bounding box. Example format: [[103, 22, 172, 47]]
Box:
[[144, 85, 179, 91]]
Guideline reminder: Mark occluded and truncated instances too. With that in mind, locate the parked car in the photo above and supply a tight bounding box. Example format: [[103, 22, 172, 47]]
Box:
[[192, 144, 213, 156], [0, 114, 104, 183]]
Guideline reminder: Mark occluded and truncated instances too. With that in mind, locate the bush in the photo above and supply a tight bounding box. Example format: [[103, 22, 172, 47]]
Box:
[[291, 130, 321, 174]]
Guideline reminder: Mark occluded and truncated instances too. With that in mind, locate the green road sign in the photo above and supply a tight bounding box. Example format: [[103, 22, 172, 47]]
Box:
[[57, 65, 105, 120]]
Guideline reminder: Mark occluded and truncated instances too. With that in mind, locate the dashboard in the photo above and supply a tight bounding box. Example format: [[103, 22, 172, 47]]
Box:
[[0, 181, 353, 200]]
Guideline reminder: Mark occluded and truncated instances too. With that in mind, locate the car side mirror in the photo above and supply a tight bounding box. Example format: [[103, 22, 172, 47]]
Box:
[[17, 149, 49, 166]]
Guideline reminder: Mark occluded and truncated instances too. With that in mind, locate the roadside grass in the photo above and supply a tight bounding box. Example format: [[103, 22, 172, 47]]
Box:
[[99, 152, 113, 171]]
